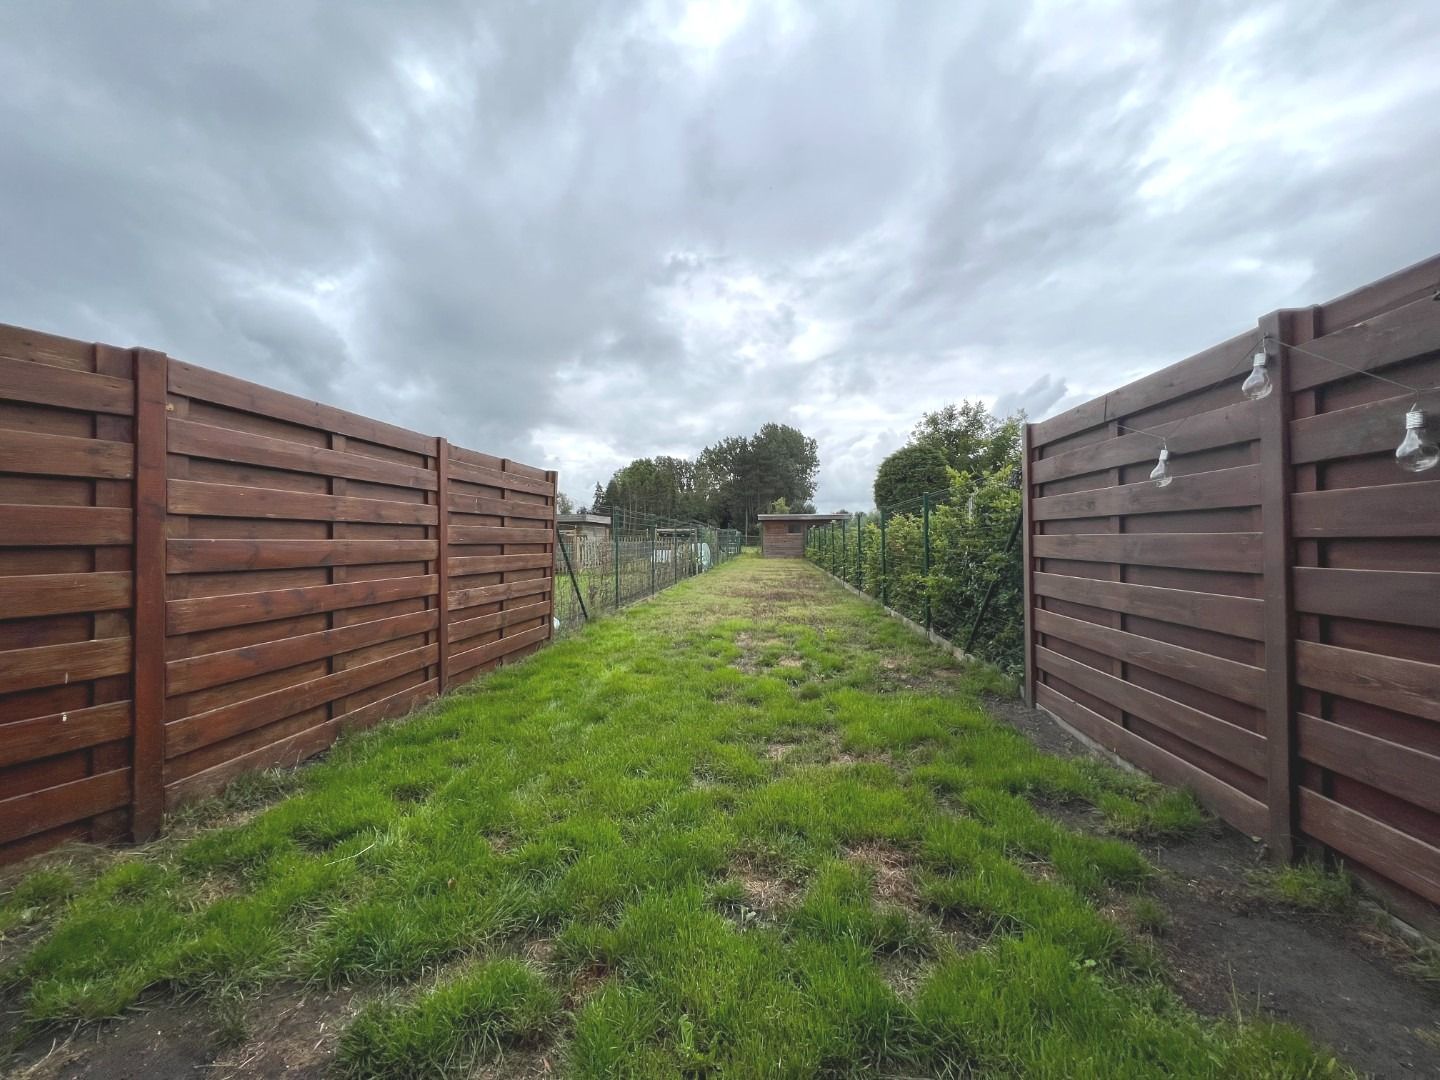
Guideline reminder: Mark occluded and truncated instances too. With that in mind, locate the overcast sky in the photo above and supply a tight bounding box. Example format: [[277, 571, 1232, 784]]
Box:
[[3, 2, 1438, 511]]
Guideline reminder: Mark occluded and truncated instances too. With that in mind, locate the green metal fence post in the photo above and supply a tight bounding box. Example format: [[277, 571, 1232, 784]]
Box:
[[856, 512, 863, 591], [880, 509, 888, 607], [650, 524, 657, 595], [614, 511, 621, 610], [922, 493, 932, 631], [841, 518, 848, 582]]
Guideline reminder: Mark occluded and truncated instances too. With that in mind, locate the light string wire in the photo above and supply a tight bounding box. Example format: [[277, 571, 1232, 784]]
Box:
[[1267, 335, 1440, 408], [1102, 335, 1264, 449]]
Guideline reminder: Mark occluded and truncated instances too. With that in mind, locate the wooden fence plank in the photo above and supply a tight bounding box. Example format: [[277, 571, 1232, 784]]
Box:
[[168, 360, 435, 455], [1291, 480, 1440, 538], [1033, 608, 1264, 706], [449, 577, 552, 612], [0, 354, 134, 415], [1037, 684, 1268, 836], [1293, 567, 1440, 629], [0, 429, 134, 479], [449, 524, 554, 546], [1032, 532, 1263, 573], [165, 643, 437, 757], [0, 701, 132, 769], [448, 460, 554, 497], [0, 637, 131, 694], [0, 769, 132, 845], [169, 479, 437, 526], [165, 574, 438, 634], [0, 506, 131, 546], [450, 622, 549, 676], [168, 418, 438, 490], [1297, 714, 1440, 816], [1287, 292, 1440, 394], [1299, 789, 1440, 905], [1295, 641, 1440, 723], [0, 572, 132, 619], [435, 438, 450, 694], [166, 608, 438, 695], [448, 598, 552, 645], [448, 492, 555, 519], [1032, 464, 1260, 521], [449, 553, 554, 576], [167, 538, 437, 573], [1031, 400, 1259, 485], [1289, 390, 1420, 465], [1035, 646, 1267, 773], [1032, 573, 1265, 639]]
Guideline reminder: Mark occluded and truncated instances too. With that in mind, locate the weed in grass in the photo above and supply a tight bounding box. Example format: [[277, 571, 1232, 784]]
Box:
[[1252, 862, 1355, 914], [0, 557, 1346, 1076], [1131, 896, 1171, 936]]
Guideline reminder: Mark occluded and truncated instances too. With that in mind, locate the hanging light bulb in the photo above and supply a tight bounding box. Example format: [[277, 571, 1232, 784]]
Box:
[[1396, 407, 1440, 473], [1150, 445, 1173, 487], [1242, 338, 1274, 400]]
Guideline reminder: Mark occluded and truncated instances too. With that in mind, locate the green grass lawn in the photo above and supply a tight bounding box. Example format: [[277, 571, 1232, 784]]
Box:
[[1, 556, 1343, 1077]]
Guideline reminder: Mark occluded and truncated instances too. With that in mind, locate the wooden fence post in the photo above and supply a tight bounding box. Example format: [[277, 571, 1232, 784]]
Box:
[[1021, 423, 1036, 708], [1258, 310, 1299, 860], [435, 437, 451, 695], [545, 470, 558, 641], [131, 348, 168, 840]]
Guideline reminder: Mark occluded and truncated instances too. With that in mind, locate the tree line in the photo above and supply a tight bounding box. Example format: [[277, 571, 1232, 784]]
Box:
[[572, 422, 820, 536]]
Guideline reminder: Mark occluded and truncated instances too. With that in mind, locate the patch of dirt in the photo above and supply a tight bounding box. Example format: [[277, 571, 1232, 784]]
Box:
[[764, 741, 798, 761], [566, 964, 611, 1008], [731, 856, 803, 916], [845, 843, 919, 910], [989, 698, 1440, 1080], [7, 986, 361, 1080], [473, 1044, 558, 1077]]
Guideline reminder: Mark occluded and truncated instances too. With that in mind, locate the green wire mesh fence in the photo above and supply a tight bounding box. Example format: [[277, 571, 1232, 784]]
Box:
[[553, 507, 743, 636], [805, 489, 1023, 677]]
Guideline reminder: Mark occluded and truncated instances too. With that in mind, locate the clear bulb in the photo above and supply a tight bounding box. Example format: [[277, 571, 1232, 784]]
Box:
[[1241, 348, 1273, 400], [1150, 447, 1173, 488], [1396, 409, 1440, 473]]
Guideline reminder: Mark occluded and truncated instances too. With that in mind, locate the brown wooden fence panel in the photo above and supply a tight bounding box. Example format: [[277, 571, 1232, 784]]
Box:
[[0, 329, 136, 861], [0, 322, 555, 864], [1025, 253, 1440, 922]]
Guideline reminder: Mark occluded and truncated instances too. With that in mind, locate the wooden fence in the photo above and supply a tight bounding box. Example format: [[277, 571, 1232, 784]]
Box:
[[0, 323, 555, 864], [1023, 254, 1440, 925]]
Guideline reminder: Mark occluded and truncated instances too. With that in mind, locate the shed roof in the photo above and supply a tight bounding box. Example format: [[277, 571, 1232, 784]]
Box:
[[756, 513, 851, 522]]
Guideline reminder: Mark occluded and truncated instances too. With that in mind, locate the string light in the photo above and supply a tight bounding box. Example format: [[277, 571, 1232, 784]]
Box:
[[1149, 445, 1173, 487], [1396, 408, 1439, 473], [1241, 339, 1274, 400]]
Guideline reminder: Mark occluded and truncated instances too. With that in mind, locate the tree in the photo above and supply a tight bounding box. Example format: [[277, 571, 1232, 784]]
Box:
[[556, 492, 575, 515], [769, 496, 790, 513], [873, 442, 951, 509], [591, 483, 607, 514]]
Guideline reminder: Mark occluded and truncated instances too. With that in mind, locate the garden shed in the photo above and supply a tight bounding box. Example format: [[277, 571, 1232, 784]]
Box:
[[758, 512, 848, 558]]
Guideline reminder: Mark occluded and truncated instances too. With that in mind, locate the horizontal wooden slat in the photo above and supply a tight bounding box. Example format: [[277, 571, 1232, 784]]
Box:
[[448, 598, 552, 645], [1295, 641, 1440, 723], [0, 571, 132, 619], [1298, 714, 1440, 816], [1299, 788, 1440, 905], [166, 574, 438, 634], [164, 679, 438, 808], [1030, 330, 1257, 448], [0, 505, 131, 547], [448, 492, 555, 519], [169, 479, 437, 526], [449, 553, 554, 576], [0, 429, 133, 479], [1291, 480, 1440, 538], [1318, 253, 1440, 330], [0, 354, 134, 415], [449, 577, 552, 612], [168, 418, 437, 491], [168, 359, 435, 455], [168, 538, 437, 573], [449, 524, 553, 546], [1293, 567, 1440, 629], [0, 701, 131, 769], [1037, 683, 1267, 837], [165, 643, 438, 757], [450, 623, 550, 677], [1035, 646, 1266, 773], [448, 459, 554, 497], [1289, 390, 1419, 465], [1032, 532, 1262, 573], [1034, 609, 1264, 707], [0, 637, 131, 694], [167, 608, 439, 695], [1031, 400, 1259, 485], [1032, 465, 1259, 521], [1288, 293, 1440, 394], [1032, 572, 1264, 640], [0, 768, 132, 846]]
